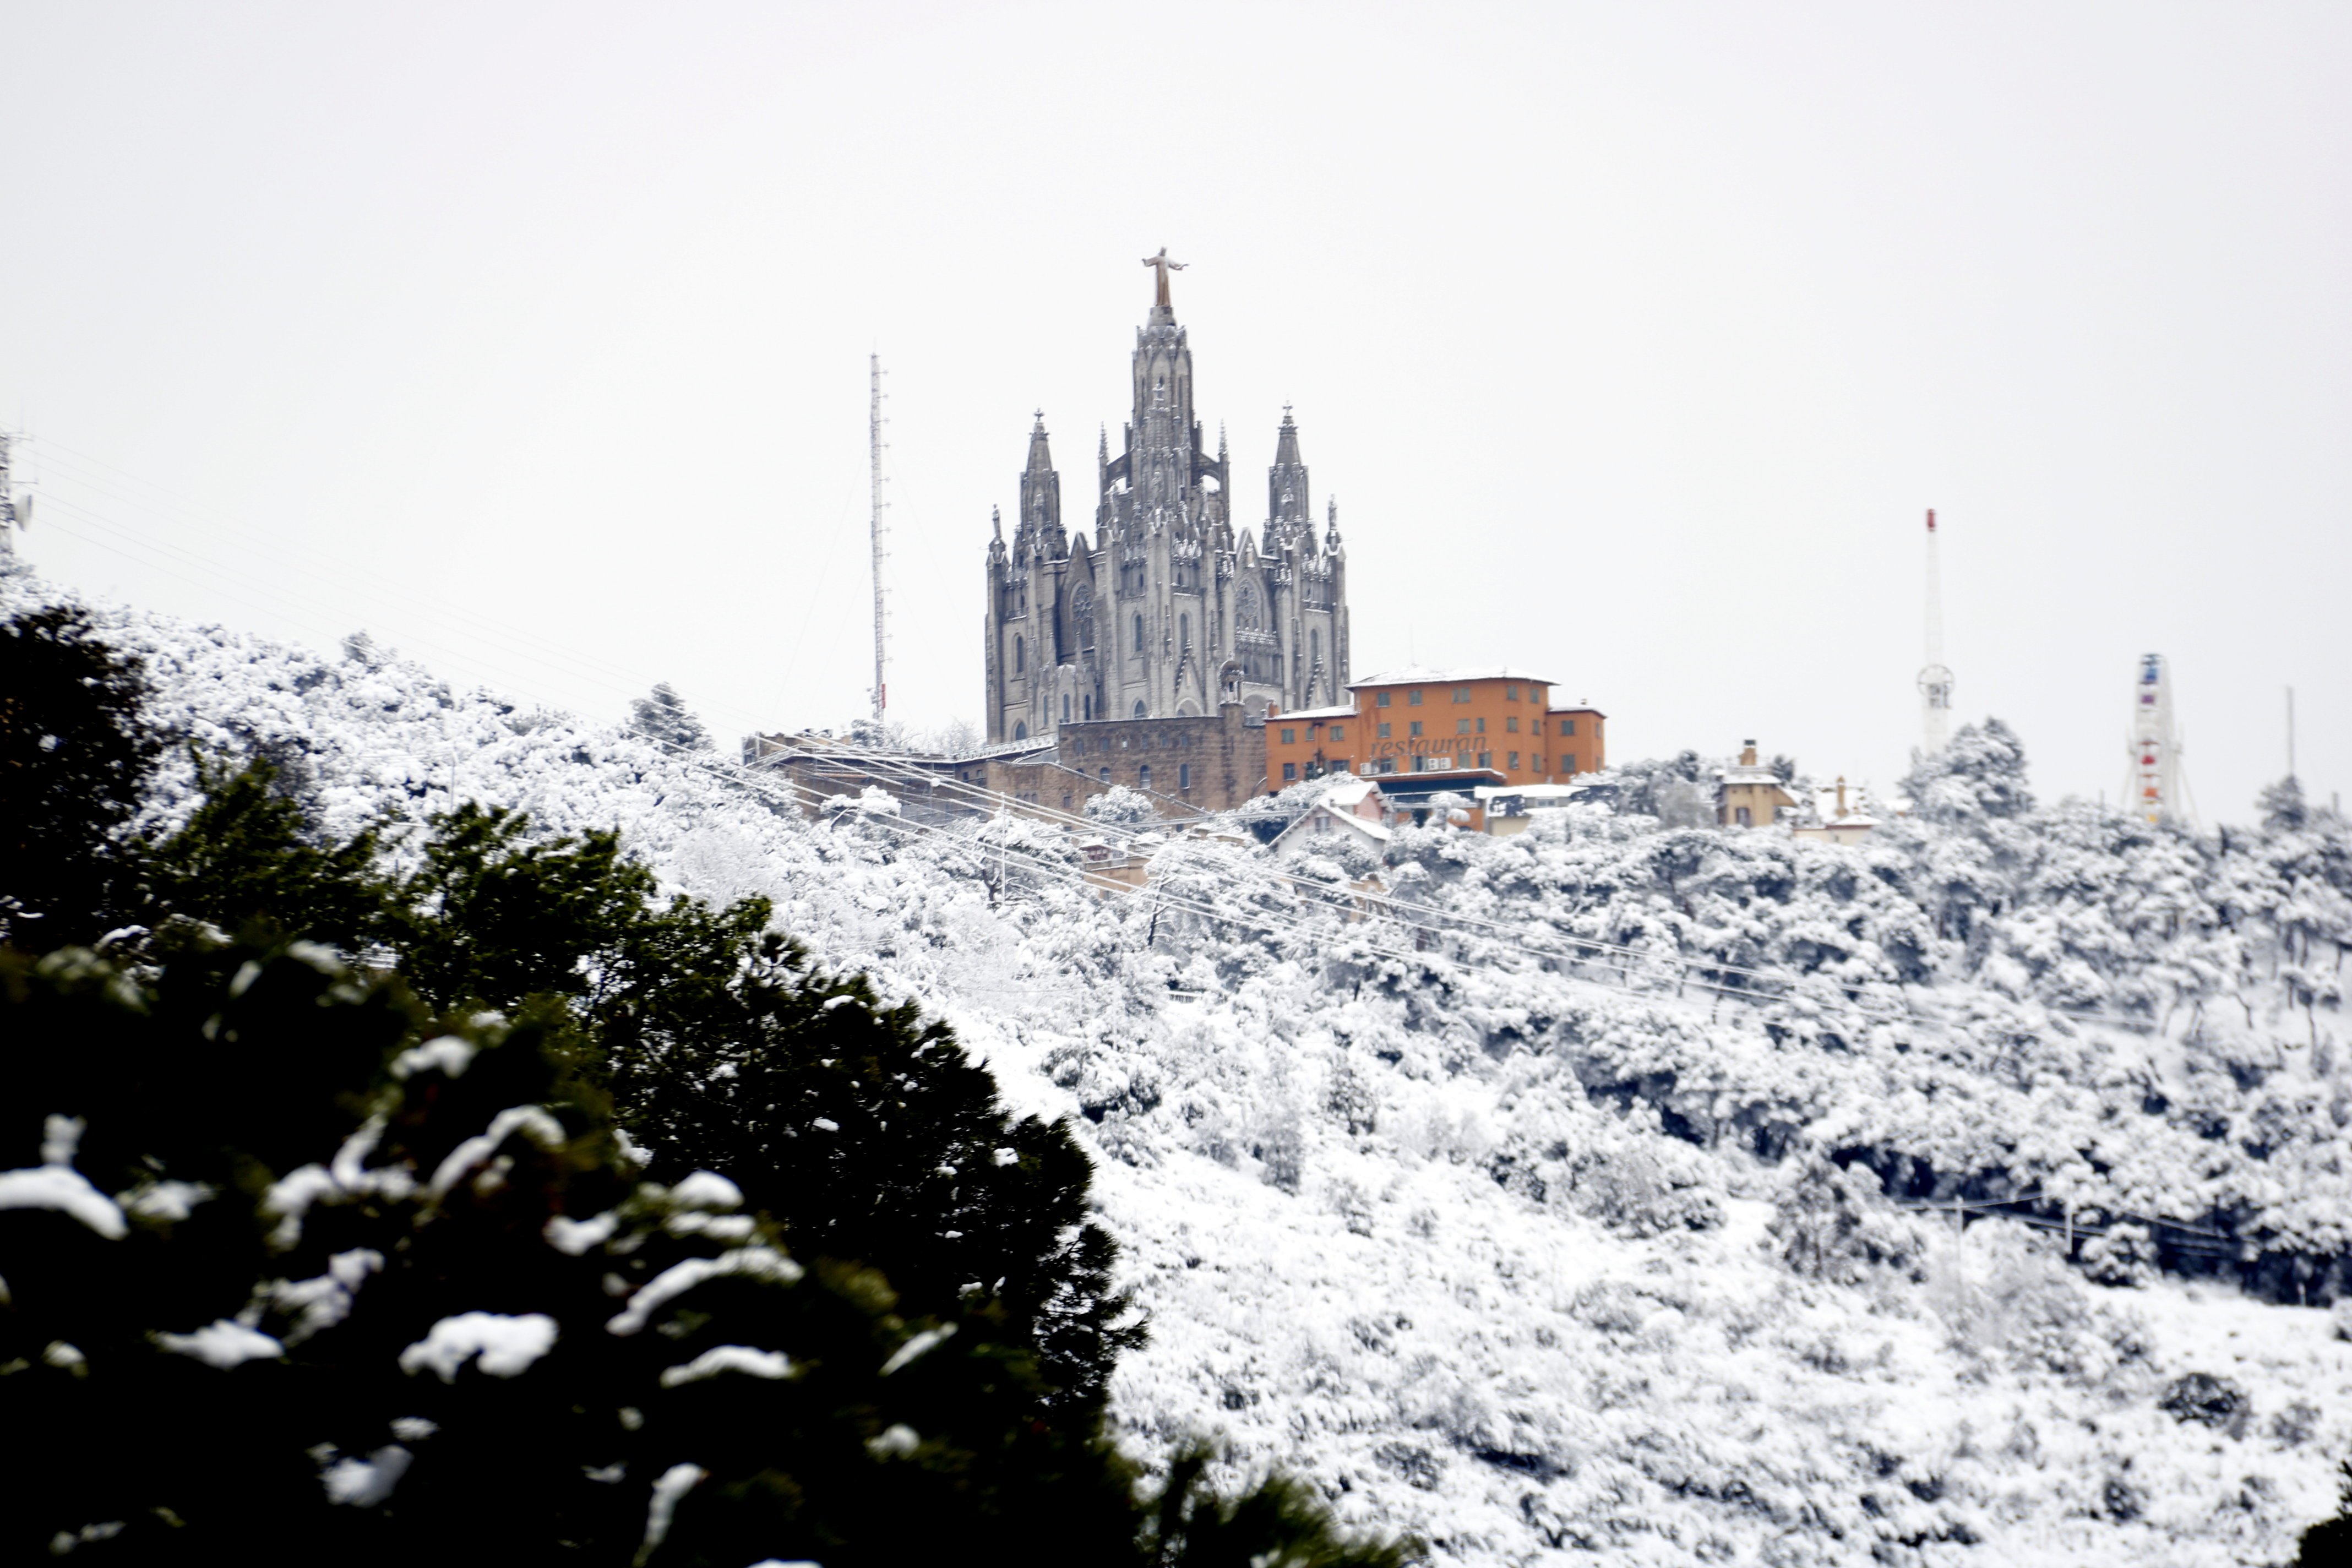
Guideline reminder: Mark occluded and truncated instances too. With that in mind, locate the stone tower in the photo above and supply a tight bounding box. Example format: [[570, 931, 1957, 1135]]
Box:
[[983, 265, 1349, 743]]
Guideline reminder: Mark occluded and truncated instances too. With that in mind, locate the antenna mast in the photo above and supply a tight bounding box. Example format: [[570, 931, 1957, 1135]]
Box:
[[868, 353, 888, 725], [0, 432, 29, 556], [1916, 508, 1954, 754]]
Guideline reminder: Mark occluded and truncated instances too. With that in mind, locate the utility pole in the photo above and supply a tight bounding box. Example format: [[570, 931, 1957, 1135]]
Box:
[[869, 354, 889, 726], [1916, 509, 1954, 755], [2286, 686, 2297, 783]]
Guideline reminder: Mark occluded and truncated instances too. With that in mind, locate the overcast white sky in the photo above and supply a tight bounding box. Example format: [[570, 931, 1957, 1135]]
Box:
[[3, 3, 2345, 820]]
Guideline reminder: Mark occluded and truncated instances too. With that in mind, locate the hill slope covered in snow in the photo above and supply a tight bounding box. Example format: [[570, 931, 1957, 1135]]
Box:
[[11, 563, 2349, 1566]]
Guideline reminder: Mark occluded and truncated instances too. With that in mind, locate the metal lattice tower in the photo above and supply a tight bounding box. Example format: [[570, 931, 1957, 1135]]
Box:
[[0, 432, 29, 555], [1916, 508, 1954, 754], [2123, 654, 2194, 827], [868, 354, 889, 724]]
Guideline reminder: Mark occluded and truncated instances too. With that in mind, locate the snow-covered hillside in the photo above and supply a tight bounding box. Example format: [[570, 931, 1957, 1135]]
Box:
[[11, 563, 2349, 1566]]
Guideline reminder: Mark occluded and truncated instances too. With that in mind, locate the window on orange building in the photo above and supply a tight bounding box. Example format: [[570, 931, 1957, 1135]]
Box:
[[1476, 717, 1487, 734], [1506, 716, 1518, 733], [1408, 721, 1423, 737], [1506, 685, 1520, 701], [1376, 692, 1391, 707], [1562, 753, 1577, 774], [1562, 718, 1577, 736], [1408, 689, 1423, 706], [1330, 725, 1344, 740], [1453, 687, 1471, 703], [1281, 727, 1295, 744], [1377, 722, 1391, 738], [1456, 718, 1470, 735], [1509, 752, 1520, 770], [1283, 762, 1297, 781]]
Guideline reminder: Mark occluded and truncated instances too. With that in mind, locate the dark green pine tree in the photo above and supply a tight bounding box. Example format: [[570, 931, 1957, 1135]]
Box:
[[0, 605, 163, 946], [630, 682, 711, 752], [133, 750, 390, 951], [0, 938, 1149, 1564]]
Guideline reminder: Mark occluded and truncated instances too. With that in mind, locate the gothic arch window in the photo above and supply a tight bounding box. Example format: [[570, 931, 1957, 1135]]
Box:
[[1311, 628, 1321, 664], [1133, 700, 1147, 719], [1015, 635, 1025, 674], [1236, 584, 1262, 630], [1140, 765, 1152, 791], [1061, 694, 1071, 724], [1072, 585, 1095, 650], [1133, 614, 1145, 654], [1083, 695, 1092, 721], [1014, 721, 1027, 740], [1180, 613, 1190, 648]]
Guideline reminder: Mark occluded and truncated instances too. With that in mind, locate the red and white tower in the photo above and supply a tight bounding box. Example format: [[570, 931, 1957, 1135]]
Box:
[[1916, 509, 1954, 755]]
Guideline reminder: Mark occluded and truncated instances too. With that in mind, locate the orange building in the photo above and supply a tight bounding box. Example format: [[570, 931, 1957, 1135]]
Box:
[[1265, 668, 1606, 792]]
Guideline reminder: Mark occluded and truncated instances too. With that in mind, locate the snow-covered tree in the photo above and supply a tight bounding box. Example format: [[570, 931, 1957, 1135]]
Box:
[[628, 682, 710, 752], [1903, 716, 2035, 821]]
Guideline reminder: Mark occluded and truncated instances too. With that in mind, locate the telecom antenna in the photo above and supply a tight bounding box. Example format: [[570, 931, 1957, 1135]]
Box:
[[2122, 654, 2193, 827], [0, 431, 30, 556], [1916, 508, 1954, 754], [868, 353, 889, 725]]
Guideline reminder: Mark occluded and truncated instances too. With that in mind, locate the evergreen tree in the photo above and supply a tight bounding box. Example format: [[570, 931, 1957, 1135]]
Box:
[[1901, 717, 2035, 821], [133, 750, 390, 951], [0, 939, 1150, 1564], [630, 683, 711, 752], [2262, 774, 2311, 832], [0, 605, 162, 945], [371, 801, 1143, 1423]]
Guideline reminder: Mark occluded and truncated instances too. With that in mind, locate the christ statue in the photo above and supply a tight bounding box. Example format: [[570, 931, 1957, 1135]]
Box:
[[1141, 248, 1186, 308]]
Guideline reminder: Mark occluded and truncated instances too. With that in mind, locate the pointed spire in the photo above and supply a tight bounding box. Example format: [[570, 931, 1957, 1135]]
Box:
[[1217, 421, 1228, 460], [1267, 404, 1309, 531], [1326, 494, 1342, 551], [1098, 424, 1109, 465], [1026, 412, 1054, 472]]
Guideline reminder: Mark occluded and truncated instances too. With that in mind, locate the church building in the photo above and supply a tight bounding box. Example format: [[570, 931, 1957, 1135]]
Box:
[[984, 254, 1351, 745]]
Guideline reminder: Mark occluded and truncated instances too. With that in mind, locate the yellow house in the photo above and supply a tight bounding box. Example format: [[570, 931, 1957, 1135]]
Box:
[[1717, 741, 1796, 828]]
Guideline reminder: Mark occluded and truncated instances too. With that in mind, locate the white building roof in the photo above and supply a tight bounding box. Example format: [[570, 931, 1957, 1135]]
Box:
[[1474, 783, 1586, 803], [1270, 703, 1357, 721], [1272, 799, 1393, 850], [1348, 666, 1562, 689]]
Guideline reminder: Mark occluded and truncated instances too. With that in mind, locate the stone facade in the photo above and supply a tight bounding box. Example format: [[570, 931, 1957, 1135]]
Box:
[[1054, 701, 1264, 814], [984, 276, 1349, 745], [742, 711, 1261, 825]]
